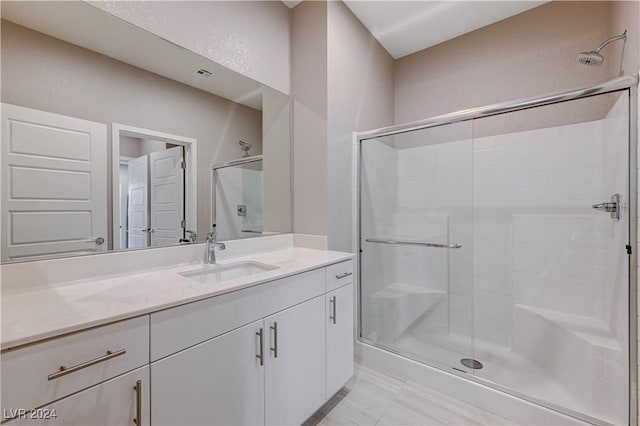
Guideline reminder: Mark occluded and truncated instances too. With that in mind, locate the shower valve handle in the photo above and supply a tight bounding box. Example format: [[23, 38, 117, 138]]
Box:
[[592, 193, 620, 221], [592, 202, 617, 212]]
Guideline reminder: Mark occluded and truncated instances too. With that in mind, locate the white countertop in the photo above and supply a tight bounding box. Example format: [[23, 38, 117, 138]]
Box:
[[1, 246, 352, 350]]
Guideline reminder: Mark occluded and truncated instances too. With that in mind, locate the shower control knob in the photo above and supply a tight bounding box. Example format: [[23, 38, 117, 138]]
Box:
[[592, 193, 620, 221], [592, 202, 616, 212]]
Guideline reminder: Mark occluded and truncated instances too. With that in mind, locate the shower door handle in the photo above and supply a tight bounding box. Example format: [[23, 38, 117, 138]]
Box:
[[365, 238, 462, 249], [592, 193, 620, 221]]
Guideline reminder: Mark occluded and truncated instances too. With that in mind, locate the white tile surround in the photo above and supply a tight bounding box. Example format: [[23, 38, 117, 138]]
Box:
[[355, 83, 637, 425]]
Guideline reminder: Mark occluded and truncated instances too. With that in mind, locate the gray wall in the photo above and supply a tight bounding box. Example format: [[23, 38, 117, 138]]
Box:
[[87, 0, 292, 95], [291, 1, 328, 236], [290, 1, 394, 246], [119, 136, 168, 158], [262, 87, 292, 234], [1, 20, 263, 245], [394, 1, 639, 123], [326, 1, 394, 252]]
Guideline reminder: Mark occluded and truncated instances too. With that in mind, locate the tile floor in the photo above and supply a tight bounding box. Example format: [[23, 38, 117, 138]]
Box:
[[305, 363, 514, 426]]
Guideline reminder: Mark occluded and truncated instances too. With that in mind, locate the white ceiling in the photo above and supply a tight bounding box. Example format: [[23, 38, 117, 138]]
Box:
[[284, 1, 548, 59]]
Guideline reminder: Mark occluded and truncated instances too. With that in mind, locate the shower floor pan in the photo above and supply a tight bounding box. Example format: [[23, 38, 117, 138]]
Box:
[[385, 323, 626, 425]]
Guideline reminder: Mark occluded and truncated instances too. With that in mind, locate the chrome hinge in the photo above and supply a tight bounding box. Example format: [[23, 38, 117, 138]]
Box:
[[180, 161, 186, 169], [180, 220, 186, 228], [627, 245, 633, 255]]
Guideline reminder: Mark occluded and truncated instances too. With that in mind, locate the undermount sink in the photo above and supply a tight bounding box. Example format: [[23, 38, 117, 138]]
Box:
[[179, 261, 279, 285]]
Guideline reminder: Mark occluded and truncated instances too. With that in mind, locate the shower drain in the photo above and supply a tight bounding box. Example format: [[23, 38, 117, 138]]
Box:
[[460, 358, 483, 370]]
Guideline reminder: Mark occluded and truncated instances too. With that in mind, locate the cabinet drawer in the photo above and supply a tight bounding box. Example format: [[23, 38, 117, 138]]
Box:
[[151, 268, 325, 361], [1, 316, 149, 413], [326, 260, 353, 292], [4, 366, 150, 426]]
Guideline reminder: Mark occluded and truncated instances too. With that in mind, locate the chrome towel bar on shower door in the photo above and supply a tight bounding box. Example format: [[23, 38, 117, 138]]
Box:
[[365, 238, 462, 249]]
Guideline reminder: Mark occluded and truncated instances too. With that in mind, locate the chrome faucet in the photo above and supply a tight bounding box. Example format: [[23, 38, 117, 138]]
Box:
[[205, 231, 226, 264]]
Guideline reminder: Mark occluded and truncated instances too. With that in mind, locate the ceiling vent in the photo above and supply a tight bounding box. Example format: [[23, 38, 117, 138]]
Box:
[[195, 68, 213, 78]]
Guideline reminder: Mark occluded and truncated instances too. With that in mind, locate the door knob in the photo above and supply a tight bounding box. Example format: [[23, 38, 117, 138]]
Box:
[[94, 237, 105, 245]]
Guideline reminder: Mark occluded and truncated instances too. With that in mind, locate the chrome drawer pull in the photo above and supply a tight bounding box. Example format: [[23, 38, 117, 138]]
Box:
[[47, 349, 127, 381], [133, 380, 142, 425], [335, 272, 353, 279], [329, 296, 337, 324], [256, 328, 264, 366], [270, 322, 278, 358]]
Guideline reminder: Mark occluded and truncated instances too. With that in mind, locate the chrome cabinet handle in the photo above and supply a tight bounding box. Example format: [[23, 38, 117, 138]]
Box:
[[270, 322, 278, 358], [366, 238, 462, 249], [335, 272, 353, 279], [133, 379, 142, 425], [329, 296, 337, 324], [47, 349, 126, 381], [256, 328, 264, 366]]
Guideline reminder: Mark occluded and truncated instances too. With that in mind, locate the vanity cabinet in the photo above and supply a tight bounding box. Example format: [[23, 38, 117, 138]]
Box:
[[151, 320, 265, 426], [265, 295, 326, 426], [326, 282, 354, 399], [151, 295, 326, 426], [8, 367, 150, 426], [1, 316, 149, 423], [2, 258, 354, 426]]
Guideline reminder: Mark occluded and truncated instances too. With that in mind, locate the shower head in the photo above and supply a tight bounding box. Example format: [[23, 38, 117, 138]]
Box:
[[576, 51, 604, 66], [239, 140, 252, 157], [576, 30, 627, 66]]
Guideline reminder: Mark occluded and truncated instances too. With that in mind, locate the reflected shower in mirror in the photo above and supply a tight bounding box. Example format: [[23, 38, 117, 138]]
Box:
[[213, 156, 264, 241], [0, 1, 291, 263]]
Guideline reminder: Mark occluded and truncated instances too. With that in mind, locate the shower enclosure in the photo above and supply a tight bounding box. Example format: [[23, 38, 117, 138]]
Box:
[[212, 156, 264, 241], [357, 76, 637, 425]]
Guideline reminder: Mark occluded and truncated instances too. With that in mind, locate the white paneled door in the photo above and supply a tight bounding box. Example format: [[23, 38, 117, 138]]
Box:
[[149, 146, 184, 247], [127, 154, 149, 249], [1, 103, 107, 261]]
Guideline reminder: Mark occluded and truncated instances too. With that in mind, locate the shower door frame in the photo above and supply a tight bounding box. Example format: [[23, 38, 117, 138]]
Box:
[[355, 74, 639, 426]]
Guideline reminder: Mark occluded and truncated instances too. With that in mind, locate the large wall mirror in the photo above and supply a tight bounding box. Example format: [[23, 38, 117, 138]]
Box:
[[0, 1, 292, 262]]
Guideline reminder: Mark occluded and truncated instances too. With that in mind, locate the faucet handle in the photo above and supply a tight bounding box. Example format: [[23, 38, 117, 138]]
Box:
[[185, 230, 197, 243]]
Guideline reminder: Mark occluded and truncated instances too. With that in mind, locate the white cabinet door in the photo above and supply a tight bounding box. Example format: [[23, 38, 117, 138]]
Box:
[[151, 320, 265, 426], [8, 367, 149, 426], [265, 296, 326, 426], [326, 283, 354, 399], [1, 103, 107, 260], [127, 154, 149, 249], [149, 146, 184, 247]]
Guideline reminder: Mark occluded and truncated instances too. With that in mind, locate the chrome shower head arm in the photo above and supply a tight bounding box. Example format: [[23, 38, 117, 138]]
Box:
[[594, 30, 627, 53]]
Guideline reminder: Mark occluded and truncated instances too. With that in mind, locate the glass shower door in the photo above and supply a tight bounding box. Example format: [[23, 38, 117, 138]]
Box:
[[470, 91, 630, 425], [360, 121, 476, 373]]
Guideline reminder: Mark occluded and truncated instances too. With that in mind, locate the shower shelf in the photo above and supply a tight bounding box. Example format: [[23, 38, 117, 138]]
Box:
[[371, 283, 446, 299]]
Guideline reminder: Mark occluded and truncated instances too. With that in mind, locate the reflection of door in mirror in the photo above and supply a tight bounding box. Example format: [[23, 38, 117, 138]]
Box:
[[118, 137, 185, 250], [126, 154, 149, 249], [0, 103, 108, 262], [149, 146, 185, 247]]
